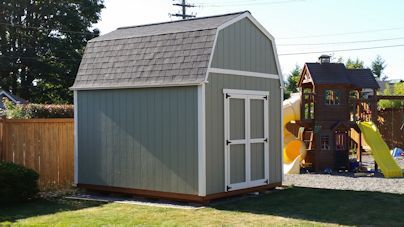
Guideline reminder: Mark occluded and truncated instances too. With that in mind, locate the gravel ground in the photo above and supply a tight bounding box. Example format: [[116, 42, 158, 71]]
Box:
[[284, 154, 404, 194]]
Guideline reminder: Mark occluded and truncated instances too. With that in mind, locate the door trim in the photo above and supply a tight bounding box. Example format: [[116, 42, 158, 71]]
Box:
[[223, 89, 270, 192]]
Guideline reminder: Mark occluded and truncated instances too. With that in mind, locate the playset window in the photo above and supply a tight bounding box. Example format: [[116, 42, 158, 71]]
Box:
[[321, 135, 330, 150], [324, 90, 340, 105], [335, 132, 347, 150]]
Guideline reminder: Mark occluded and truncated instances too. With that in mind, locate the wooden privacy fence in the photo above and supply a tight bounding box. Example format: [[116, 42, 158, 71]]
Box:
[[0, 118, 74, 190], [377, 108, 404, 149]]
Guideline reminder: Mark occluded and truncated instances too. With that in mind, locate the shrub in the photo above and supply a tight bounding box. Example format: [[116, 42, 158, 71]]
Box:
[[0, 162, 39, 203], [378, 82, 404, 109], [3, 98, 74, 119]]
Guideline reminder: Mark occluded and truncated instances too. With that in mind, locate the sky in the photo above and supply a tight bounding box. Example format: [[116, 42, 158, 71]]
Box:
[[93, 0, 404, 80]]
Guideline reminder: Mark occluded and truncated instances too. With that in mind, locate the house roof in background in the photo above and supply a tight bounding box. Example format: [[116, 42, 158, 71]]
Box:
[[71, 11, 249, 90], [0, 89, 28, 109], [304, 63, 380, 89]]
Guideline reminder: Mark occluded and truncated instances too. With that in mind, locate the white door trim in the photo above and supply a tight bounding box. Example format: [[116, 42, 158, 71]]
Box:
[[224, 89, 270, 191]]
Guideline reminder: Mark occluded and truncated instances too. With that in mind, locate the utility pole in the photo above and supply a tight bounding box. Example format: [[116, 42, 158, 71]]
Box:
[[170, 0, 195, 20]]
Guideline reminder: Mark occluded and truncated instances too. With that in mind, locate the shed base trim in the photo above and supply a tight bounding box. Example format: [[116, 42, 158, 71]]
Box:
[[77, 182, 281, 204]]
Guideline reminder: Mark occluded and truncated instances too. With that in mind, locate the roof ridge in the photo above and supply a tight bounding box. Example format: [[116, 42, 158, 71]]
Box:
[[117, 11, 249, 30]]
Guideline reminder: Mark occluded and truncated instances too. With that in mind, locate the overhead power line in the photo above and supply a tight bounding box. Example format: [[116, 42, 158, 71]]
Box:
[[278, 36, 404, 46], [279, 26, 404, 39], [170, 0, 196, 19], [278, 44, 404, 56], [198, 0, 304, 7]]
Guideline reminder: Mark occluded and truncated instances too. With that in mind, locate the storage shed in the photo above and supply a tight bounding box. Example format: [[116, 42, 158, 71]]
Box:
[[71, 11, 283, 202]]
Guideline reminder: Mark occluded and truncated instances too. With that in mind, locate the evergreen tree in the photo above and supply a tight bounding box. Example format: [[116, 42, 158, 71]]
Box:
[[371, 55, 386, 79], [0, 0, 104, 103], [286, 65, 301, 93]]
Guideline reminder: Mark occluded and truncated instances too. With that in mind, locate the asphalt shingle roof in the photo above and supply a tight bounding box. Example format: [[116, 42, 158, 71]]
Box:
[[347, 69, 380, 89], [306, 63, 351, 85], [305, 63, 380, 89], [71, 12, 247, 90]]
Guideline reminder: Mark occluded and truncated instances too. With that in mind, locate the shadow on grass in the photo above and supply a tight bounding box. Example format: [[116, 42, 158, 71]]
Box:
[[212, 187, 404, 226], [0, 198, 104, 223]]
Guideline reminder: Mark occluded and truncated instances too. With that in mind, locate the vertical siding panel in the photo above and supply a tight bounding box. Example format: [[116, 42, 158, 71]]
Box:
[[122, 91, 128, 187], [153, 89, 162, 191], [240, 19, 246, 70], [113, 91, 120, 186], [245, 23, 251, 72], [133, 91, 141, 187], [161, 89, 171, 191], [264, 39, 270, 73], [171, 89, 178, 192], [139, 90, 147, 189], [104, 92, 111, 185], [125, 91, 133, 187], [82, 92, 89, 183], [178, 88, 186, 193]]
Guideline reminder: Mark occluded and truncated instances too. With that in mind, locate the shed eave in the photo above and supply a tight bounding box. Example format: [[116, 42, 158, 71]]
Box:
[[69, 81, 204, 91]]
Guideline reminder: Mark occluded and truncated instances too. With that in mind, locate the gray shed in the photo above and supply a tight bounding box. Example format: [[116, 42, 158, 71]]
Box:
[[71, 11, 283, 202]]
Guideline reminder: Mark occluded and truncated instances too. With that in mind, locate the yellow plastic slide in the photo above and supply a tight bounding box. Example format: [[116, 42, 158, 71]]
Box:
[[357, 121, 403, 178], [283, 94, 306, 174]]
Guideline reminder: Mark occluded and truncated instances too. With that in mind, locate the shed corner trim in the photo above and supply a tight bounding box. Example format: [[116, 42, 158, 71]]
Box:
[[197, 83, 207, 196]]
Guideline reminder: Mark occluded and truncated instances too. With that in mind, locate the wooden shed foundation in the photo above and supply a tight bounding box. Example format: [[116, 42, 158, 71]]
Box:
[[77, 182, 282, 204]]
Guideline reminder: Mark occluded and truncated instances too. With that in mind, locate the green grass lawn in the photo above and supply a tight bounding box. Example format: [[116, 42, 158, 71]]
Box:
[[1, 187, 403, 226]]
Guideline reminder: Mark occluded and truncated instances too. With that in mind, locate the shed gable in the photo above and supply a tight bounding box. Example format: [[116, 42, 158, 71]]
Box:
[[211, 18, 278, 75]]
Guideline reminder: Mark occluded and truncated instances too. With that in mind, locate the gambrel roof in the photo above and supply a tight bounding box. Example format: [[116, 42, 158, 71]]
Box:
[[71, 12, 249, 90]]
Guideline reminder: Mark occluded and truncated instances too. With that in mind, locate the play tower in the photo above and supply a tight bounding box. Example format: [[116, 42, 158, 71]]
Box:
[[292, 55, 379, 172]]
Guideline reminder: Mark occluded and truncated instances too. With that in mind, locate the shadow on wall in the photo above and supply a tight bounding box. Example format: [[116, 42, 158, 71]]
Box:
[[212, 187, 404, 226]]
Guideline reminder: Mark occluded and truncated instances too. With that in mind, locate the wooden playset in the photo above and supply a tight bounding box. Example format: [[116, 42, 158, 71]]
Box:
[[294, 55, 381, 172]]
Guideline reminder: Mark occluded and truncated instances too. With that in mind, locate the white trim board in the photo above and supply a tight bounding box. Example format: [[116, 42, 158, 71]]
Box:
[[73, 91, 78, 185], [70, 82, 202, 91], [197, 84, 206, 196], [223, 89, 269, 96], [209, 68, 279, 80]]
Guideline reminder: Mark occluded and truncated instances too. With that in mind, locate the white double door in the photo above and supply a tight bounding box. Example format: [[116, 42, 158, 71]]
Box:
[[224, 89, 269, 191]]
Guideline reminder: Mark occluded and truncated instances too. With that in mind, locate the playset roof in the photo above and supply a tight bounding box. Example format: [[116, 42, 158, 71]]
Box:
[[302, 62, 380, 89]]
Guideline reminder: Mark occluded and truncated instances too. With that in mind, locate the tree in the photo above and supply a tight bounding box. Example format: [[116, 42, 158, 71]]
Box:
[[286, 65, 301, 93], [284, 65, 301, 99], [378, 82, 404, 108], [0, 1, 105, 104], [371, 55, 386, 79], [345, 58, 364, 69]]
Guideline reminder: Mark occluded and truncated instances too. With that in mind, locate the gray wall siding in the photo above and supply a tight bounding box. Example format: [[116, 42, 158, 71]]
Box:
[[77, 87, 198, 195], [205, 73, 282, 194], [211, 18, 278, 75]]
